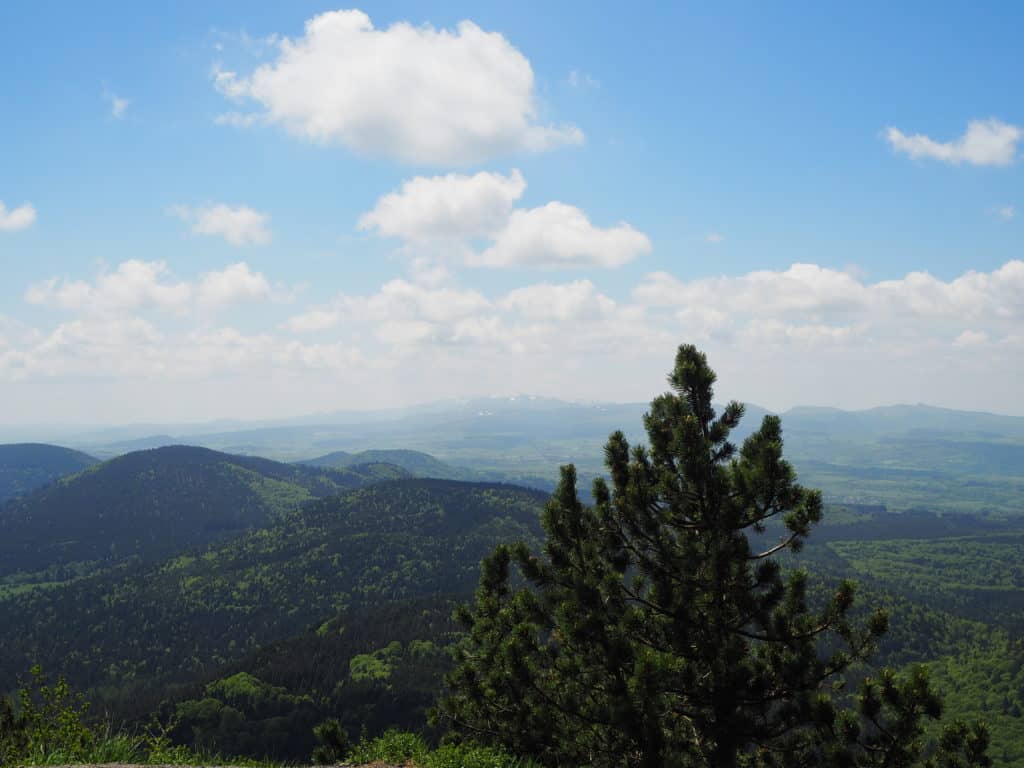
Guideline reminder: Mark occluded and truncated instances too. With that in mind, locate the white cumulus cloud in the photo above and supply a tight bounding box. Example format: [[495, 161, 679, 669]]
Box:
[[196, 262, 271, 308], [362, 171, 650, 269], [170, 203, 272, 246], [26, 261, 192, 315], [476, 203, 652, 269], [25, 260, 274, 316], [212, 9, 583, 164], [0, 201, 37, 232], [885, 118, 1022, 167], [634, 260, 1024, 348], [359, 169, 526, 244]]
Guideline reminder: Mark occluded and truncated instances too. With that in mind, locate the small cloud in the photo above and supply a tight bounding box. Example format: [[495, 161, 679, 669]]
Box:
[[102, 88, 129, 119], [169, 203, 272, 246], [885, 118, 1021, 167], [209, 29, 279, 57], [953, 330, 989, 348], [0, 201, 36, 232], [567, 70, 599, 89], [475, 202, 651, 269], [110, 95, 129, 118], [998, 205, 1016, 221], [705, 232, 725, 244]]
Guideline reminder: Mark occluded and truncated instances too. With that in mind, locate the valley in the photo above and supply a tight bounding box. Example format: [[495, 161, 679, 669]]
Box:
[[2, 399, 1023, 765]]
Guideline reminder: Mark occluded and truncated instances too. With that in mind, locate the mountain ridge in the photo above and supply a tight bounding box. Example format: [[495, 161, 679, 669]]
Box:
[[0, 444, 411, 580]]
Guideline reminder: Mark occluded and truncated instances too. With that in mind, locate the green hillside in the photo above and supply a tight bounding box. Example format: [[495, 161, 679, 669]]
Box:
[[3, 473, 1024, 764], [0, 444, 408, 582], [0, 479, 544, 700], [0, 442, 97, 504], [300, 448, 477, 481]]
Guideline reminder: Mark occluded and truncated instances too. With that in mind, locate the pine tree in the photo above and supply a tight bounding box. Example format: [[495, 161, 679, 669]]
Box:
[[438, 344, 990, 768]]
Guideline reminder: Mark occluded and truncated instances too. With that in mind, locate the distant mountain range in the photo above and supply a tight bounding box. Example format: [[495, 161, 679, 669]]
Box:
[[3, 397, 1024, 516]]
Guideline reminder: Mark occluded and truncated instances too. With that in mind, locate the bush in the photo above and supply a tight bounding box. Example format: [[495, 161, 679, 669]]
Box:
[[347, 728, 429, 764], [344, 729, 534, 768], [7, 665, 95, 764], [0, 668, 213, 767]]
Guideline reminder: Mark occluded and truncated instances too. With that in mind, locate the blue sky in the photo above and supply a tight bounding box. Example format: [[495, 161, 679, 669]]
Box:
[[1, 1, 1021, 423]]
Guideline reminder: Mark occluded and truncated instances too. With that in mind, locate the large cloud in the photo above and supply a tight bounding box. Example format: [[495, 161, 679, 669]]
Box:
[[214, 9, 582, 165], [0, 201, 37, 232], [885, 119, 1021, 166], [360, 170, 651, 268]]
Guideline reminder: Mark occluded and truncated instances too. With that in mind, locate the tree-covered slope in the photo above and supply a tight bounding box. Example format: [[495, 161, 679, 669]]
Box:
[[152, 597, 462, 761], [0, 443, 97, 504], [0, 444, 408, 580], [0, 479, 545, 698], [299, 448, 476, 481]]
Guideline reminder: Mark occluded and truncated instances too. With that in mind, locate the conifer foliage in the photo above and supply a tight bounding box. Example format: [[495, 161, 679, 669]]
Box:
[[439, 344, 990, 768]]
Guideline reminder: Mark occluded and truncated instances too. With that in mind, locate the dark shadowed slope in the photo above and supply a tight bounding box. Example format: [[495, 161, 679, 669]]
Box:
[[0, 444, 409, 579], [0, 443, 97, 504]]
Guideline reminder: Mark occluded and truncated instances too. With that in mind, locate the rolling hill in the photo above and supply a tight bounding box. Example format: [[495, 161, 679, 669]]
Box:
[[0, 443, 97, 504], [0, 444, 409, 581], [299, 448, 477, 481], [58, 399, 1024, 515]]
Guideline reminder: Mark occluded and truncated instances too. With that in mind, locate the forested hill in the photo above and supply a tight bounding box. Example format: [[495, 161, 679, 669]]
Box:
[[0, 442, 97, 503], [0, 479, 546, 699], [299, 448, 477, 481], [0, 444, 409, 579]]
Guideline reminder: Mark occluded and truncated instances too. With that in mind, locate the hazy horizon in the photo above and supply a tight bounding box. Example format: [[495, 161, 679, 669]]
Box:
[[3, 391, 1024, 438]]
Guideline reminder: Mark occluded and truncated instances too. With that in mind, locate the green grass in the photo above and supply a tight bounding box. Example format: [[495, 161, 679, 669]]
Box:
[[347, 729, 539, 768], [13, 727, 286, 767]]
